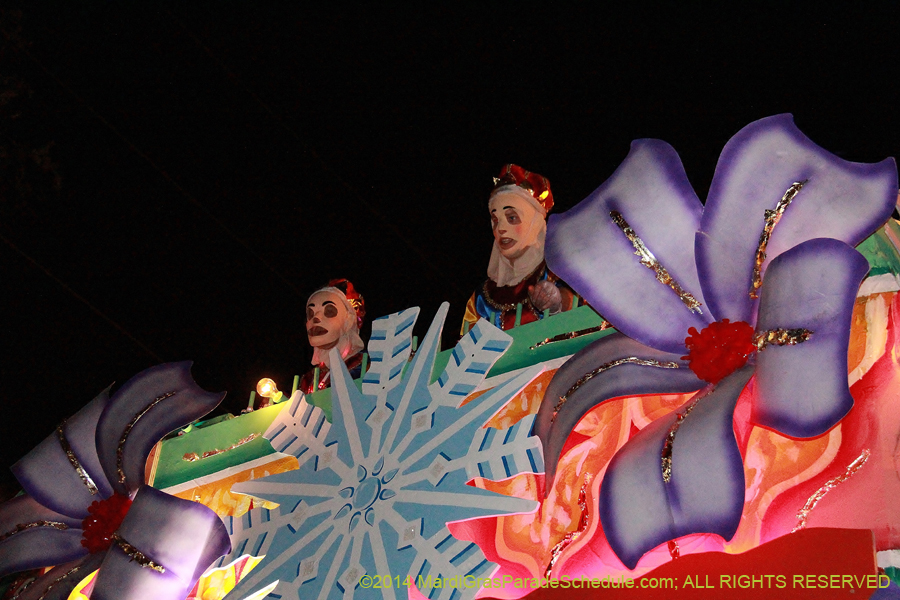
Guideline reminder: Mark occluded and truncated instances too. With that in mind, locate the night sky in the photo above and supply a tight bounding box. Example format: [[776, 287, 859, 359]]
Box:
[[1, 4, 897, 498]]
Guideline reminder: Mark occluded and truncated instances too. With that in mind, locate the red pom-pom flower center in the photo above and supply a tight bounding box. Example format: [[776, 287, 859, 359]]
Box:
[[81, 493, 132, 553], [683, 319, 756, 384]]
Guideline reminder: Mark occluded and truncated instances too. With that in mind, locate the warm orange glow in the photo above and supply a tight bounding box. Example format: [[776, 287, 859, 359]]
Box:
[[256, 378, 279, 399]]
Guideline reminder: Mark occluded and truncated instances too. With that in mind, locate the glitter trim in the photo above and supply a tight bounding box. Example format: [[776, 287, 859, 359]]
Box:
[[6, 572, 37, 600], [117, 391, 176, 486], [610, 210, 702, 314], [112, 532, 166, 573], [530, 322, 612, 350], [661, 398, 701, 483], [0, 520, 69, 542], [56, 420, 99, 495], [544, 482, 589, 579], [552, 357, 679, 422], [750, 180, 808, 299], [35, 566, 82, 600], [9, 565, 81, 600], [183, 432, 260, 462], [793, 449, 869, 533], [481, 279, 532, 313], [754, 328, 813, 351]]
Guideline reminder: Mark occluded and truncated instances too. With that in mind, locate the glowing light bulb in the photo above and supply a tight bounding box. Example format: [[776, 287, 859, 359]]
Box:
[[256, 378, 279, 399]]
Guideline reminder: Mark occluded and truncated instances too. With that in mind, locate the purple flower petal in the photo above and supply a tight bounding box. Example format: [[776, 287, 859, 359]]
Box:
[[546, 139, 712, 353], [14, 554, 105, 600], [11, 389, 114, 519], [697, 114, 897, 325], [599, 366, 752, 570], [752, 238, 869, 437], [95, 362, 225, 496], [534, 333, 705, 492], [0, 494, 85, 577], [90, 486, 230, 600]]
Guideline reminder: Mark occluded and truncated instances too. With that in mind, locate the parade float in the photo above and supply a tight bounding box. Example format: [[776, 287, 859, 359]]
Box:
[[2, 115, 900, 599]]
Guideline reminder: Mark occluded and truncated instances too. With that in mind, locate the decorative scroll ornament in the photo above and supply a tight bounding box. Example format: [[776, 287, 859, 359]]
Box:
[[182, 433, 259, 462]]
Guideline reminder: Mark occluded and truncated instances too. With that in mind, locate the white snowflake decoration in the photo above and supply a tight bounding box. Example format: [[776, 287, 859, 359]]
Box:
[[220, 303, 543, 600]]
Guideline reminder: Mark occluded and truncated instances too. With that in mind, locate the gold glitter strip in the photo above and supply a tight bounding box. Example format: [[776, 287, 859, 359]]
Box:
[[552, 357, 679, 422], [56, 420, 99, 495], [35, 566, 82, 600], [112, 532, 166, 573], [754, 328, 813, 351], [8, 574, 36, 600], [530, 322, 612, 350], [610, 211, 703, 314], [182, 432, 260, 462], [792, 449, 869, 533], [544, 482, 590, 579], [0, 520, 69, 542], [117, 391, 176, 485], [749, 180, 808, 299], [661, 398, 700, 483], [9, 564, 82, 600]]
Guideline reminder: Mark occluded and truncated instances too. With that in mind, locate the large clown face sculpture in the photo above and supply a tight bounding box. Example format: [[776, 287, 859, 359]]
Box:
[[305, 289, 348, 351], [489, 190, 543, 262]]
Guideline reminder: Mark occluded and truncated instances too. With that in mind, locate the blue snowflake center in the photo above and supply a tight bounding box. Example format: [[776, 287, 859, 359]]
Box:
[[334, 457, 399, 531], [354, 476, 381, 510]]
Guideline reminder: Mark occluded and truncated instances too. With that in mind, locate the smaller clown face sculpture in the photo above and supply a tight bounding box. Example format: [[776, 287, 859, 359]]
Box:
[[306, 290, 348, 350], [489, 191, 542, 261]]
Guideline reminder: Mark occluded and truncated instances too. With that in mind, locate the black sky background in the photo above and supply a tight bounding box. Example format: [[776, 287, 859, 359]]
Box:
[[0, 4, 897, 498]]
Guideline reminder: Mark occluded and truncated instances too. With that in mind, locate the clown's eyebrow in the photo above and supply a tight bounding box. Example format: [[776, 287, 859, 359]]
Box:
[[307, 300, 338, 307]]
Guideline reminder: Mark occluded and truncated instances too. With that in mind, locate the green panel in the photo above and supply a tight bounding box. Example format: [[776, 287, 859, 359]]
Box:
[[489, 305, 613, 375], [152, 402, 284, 490], [857, 221, 900, 277]]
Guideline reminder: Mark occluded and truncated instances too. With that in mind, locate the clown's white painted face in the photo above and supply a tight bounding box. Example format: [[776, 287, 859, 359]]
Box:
[[489, 191, 541, 261], [306, 290, 347, 350]]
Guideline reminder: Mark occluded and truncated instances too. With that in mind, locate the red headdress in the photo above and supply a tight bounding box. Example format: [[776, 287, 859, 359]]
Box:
[[327, 278, 366, 330], [492, 164, 554, 214]]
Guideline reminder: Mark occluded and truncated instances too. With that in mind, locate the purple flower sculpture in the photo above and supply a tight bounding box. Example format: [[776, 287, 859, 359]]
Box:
[[0, 362, 231, 600], [534, 115, 897, 569]]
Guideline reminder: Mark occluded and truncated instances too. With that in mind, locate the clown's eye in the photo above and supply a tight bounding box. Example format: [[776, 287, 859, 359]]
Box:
[[505, 210, 520, 224], [306, 307, 314, 320], [324, 305, 338, 318]]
